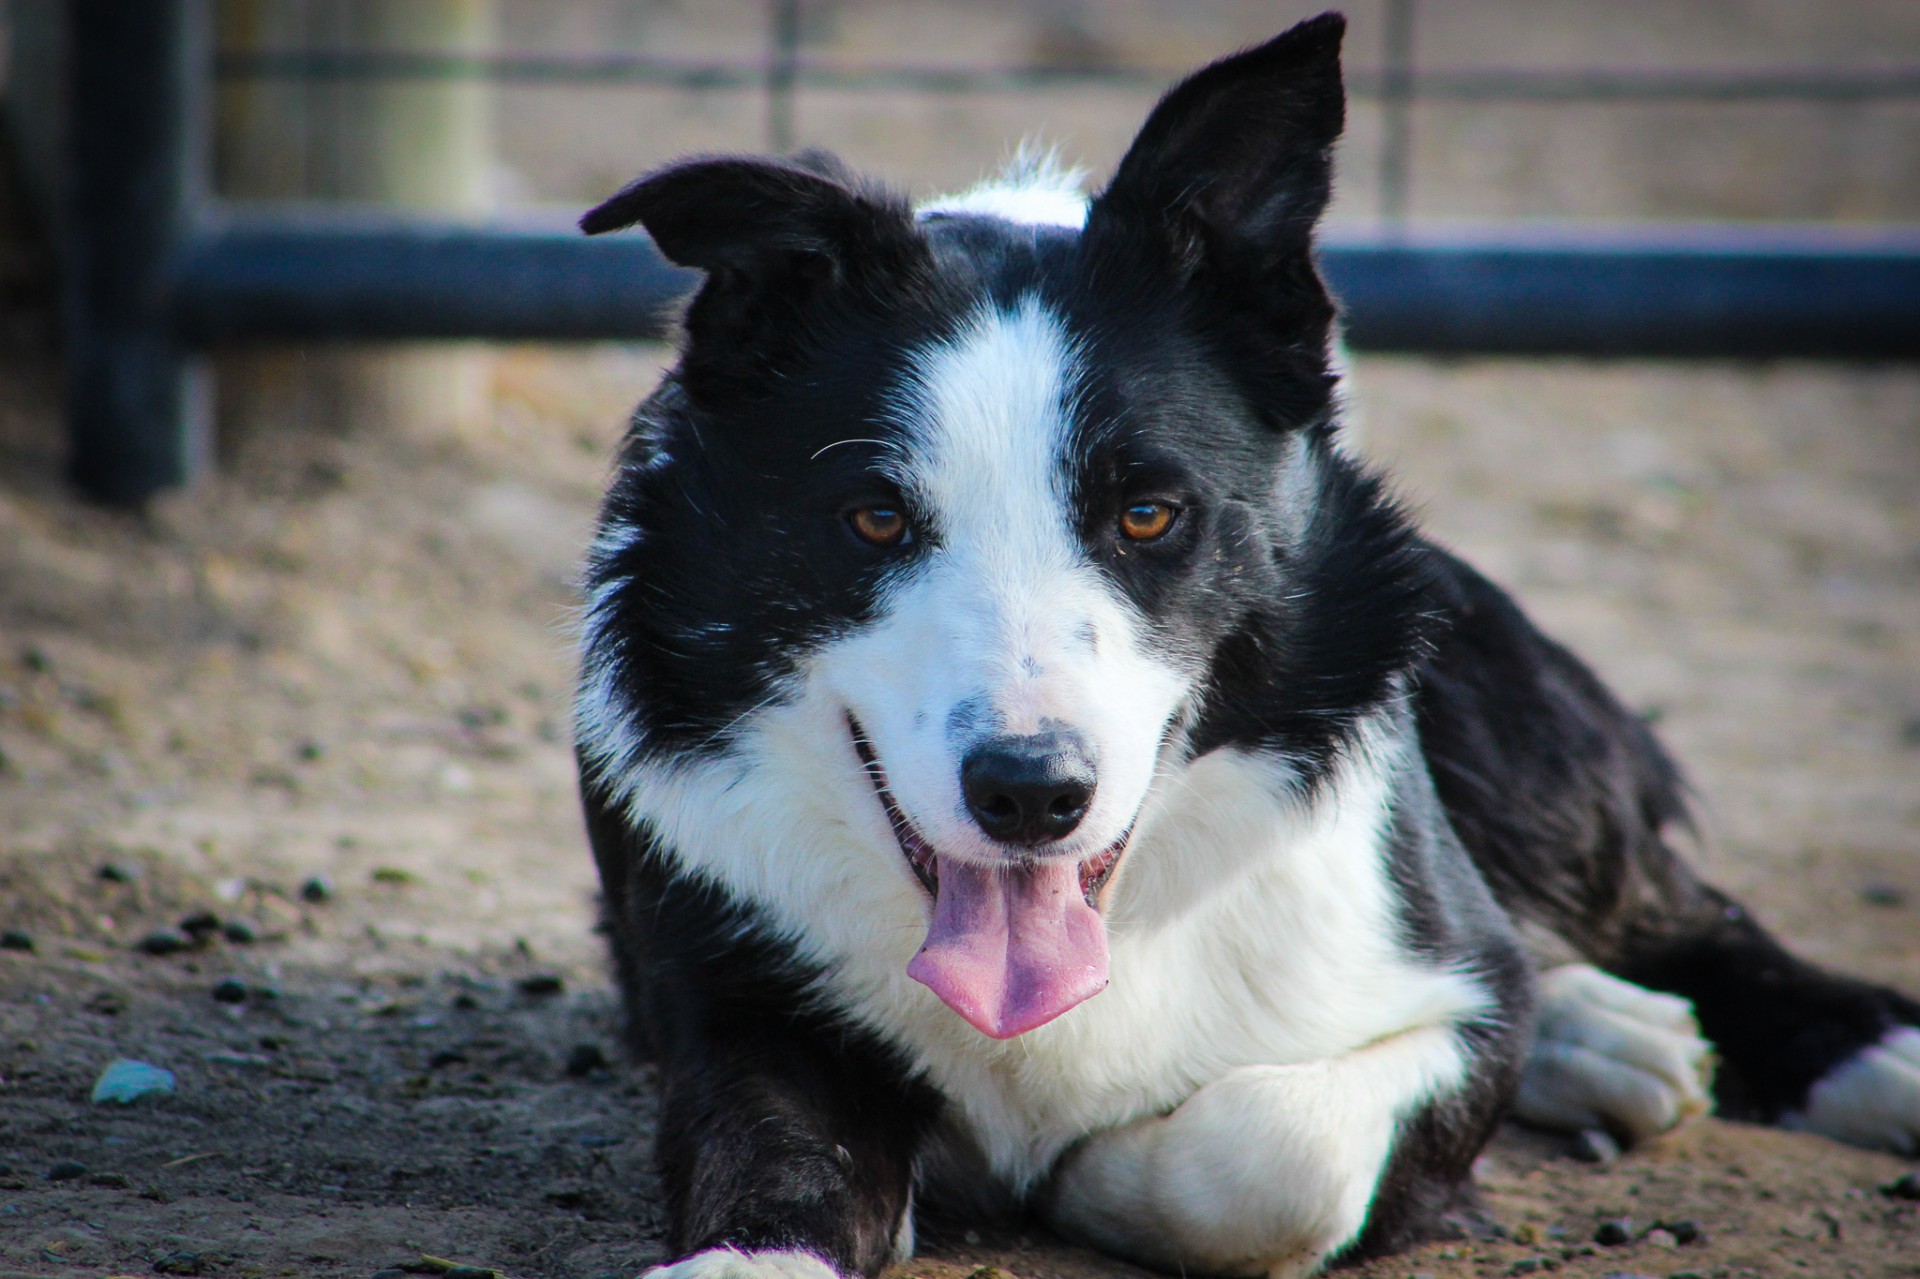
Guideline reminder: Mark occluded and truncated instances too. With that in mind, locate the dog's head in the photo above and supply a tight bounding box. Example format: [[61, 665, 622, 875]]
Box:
[[580, 14, 1433, 1038]]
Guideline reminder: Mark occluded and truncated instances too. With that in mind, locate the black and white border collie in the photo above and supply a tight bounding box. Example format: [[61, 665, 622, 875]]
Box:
[[573, 15, 1920, 1278]]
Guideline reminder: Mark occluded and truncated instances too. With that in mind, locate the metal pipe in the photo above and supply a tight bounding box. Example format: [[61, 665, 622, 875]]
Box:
[[64, 0, 211, 503]]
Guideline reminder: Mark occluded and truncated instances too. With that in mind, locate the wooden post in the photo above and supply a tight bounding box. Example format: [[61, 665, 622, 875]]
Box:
[[216, 0, 497, 448]]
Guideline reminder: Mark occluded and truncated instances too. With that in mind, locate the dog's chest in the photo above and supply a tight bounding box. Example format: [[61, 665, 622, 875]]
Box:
[[821, 745, 1490, 1192]]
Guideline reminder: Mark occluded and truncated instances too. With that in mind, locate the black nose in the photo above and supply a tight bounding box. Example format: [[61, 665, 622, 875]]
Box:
[[961, 732, 1096, 845]]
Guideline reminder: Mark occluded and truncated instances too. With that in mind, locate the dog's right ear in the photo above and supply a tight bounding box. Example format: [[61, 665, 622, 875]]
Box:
[[582, 155, 925, 397]]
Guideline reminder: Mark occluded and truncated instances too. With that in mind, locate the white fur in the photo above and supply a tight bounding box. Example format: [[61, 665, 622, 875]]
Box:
[[1511, 963, 1713, 1144], [919, 147, 1089, 229], [644, 1247, 839, 1279], [594, 298, 1490, 1276], [1783, 1026, 1920, 1155], [1047, 1024, 1470, 1277]]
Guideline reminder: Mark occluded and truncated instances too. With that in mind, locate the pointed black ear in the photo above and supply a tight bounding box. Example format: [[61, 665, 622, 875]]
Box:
[[1087, 13, 1346, 276], [582, 154, 925, 398]]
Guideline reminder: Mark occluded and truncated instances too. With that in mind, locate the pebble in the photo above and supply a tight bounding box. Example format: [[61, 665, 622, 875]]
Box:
[[97, 861, 140, 883], [1572, 1127, 1621, 1165], [1861, 881, 1906, 908], [1595, 1217, 1635, 1246], [1883, 1170, 1920, 1200], [211, 978, 249, 1003], [565, 1043, 610, 1077], [47, 1160, 88, 1181], [138, 927, 193, 956], [179, 910, 222, 940], [1643, 1227, 1677, 1249], [0, 929, 32, 951], [1658, 1218, 1703, 1245], [517, 973, 564, 997], [300, 875, 333, 903], [91, 1057, 177, 1104], [221, 918, 258, 944]]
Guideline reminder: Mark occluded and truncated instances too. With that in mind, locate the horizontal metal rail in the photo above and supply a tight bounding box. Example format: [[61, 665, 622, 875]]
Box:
[[211, 51, 1920, 103], [168, 210, 1920, 360]]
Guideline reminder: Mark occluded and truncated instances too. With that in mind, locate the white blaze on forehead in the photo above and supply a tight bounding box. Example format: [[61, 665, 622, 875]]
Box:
[[891, 295, 1080, 589]]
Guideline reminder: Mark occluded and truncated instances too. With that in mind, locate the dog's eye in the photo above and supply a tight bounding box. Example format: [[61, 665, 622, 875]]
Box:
[[847, 505, 911, 548], [1118, 502, 1177, 542]]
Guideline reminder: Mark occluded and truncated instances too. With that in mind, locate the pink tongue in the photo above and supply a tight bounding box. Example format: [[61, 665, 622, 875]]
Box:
[[906, 857, 1110, 1039]]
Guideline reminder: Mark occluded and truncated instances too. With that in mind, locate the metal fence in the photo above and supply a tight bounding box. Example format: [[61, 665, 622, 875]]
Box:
[[47, 0, 1920, 503]]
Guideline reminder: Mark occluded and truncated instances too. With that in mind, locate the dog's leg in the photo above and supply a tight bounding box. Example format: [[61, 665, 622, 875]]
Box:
[[582, 782, 937, 1279], [1417, 550, 1920, 1154], [1512, 963, 1713, 1143], [1042, 1022, 1488, 1279]]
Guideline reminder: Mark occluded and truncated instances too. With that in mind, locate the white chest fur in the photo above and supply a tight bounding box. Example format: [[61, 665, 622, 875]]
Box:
[[616, 694, 1492, 1195]]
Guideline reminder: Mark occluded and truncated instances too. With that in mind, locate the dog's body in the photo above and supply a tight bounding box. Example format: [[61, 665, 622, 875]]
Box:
[[574, 16, 1920, 1278]]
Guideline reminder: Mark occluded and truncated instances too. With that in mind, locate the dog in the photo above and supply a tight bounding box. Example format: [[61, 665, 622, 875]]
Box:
[[572, 14, 1920, 1278]]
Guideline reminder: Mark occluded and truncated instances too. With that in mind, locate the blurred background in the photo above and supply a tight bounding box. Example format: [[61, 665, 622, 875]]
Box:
[[0, 5, 1917, 1278]]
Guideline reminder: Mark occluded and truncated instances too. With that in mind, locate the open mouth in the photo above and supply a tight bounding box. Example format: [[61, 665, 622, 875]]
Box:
[[847, 713, 1125, 1040], [848, 715, 1126, 907]]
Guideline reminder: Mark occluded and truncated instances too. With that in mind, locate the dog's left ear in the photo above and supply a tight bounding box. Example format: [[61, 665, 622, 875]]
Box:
[[1085, 12, 1345, 283]]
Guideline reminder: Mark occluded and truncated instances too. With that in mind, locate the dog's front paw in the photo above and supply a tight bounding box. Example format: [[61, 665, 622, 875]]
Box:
[[1513, 964, 1714, 1145], [1782, 1026, 1920, 1156], [643, 1247, 842, 1279]]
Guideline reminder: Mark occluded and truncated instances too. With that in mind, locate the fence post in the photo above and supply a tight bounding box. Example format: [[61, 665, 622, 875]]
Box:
[[64, 0, 211, 504]]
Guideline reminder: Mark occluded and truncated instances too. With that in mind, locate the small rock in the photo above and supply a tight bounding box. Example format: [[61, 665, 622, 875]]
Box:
[[299, 875, 333, 903], [91, 1057, 177, 1104], [517, 973, 564, 997], [98, 861, 140, 883], [1595, 1217, 1634, 1246], [1658, 1218, 1703, 1245], [428, 1049, 469, 1070], [179, 910, 222, 940], [221, 918, 258, 944], [88, 1171, 131, 1188], [1882, 1170, 1920, 1200], [1861, 881, 1906, 908], [137, 927, 193, 956], [1, 929, 33, 951], [211, 978, 249, 1004], [565, 1043, 610, 1077], [47, 1159, 88, 1181], [1573, 1127, 1621, 1165], [1643, 1227, 1677, 1250]]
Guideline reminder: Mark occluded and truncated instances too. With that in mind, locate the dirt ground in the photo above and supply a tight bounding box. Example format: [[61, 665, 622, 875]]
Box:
[[5, 127, 1920, 1279]]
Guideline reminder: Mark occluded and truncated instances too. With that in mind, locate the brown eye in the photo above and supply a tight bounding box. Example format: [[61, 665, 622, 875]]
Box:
[[1119, 502, 1177, 542], [848, 505, 910, 548]]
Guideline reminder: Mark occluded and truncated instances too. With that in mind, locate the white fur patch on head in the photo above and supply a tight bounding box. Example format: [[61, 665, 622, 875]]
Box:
[[1782, 1025, 1920, 1155], [1511, 963, 1713, 1145], [918, 144, 1089, 229]]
